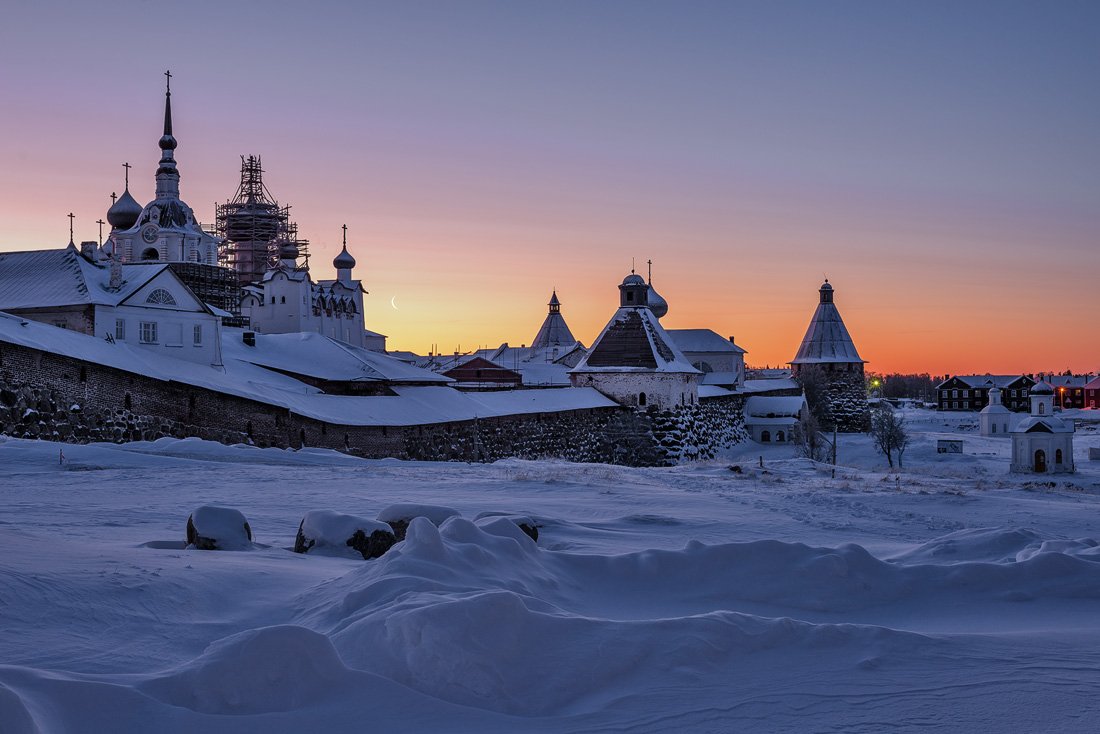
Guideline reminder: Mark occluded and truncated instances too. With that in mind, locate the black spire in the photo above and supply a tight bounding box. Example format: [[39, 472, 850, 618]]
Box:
[[159, 70, 176, 150]]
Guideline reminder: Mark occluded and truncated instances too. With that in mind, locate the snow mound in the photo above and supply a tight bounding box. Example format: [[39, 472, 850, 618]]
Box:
[[377, 503, 460, 525], [891, 527, 1100, 565], [138, 625, 350, 715], [0, 682, 39, 734]]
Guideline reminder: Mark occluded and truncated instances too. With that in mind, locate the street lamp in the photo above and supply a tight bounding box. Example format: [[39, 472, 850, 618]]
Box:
[[1059, 386, 1065, 409]]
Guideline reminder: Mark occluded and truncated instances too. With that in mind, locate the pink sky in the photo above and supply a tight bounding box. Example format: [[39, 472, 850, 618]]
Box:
[[1, 2, 1097, 374]]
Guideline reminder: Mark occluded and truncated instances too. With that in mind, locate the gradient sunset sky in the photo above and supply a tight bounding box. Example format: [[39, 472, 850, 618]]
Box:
[[1, 1, 1097, 374]]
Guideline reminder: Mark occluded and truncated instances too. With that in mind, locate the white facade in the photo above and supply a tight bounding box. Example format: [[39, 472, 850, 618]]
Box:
[[979, 385, 1013, 437], [1010, 382, 1075, 474], [570, 371, 699, 409], [744, 395, 806, 444], [241, 246, 367, 347]]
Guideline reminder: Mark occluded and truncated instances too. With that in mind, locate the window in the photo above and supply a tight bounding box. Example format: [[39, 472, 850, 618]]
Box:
[[952, 390, 958, 398], [280, 296, 286, 303], [952, 401, 958, 409], [962, 390, 969, 398], [1056, 449, 1063, 464], [146, 288, 176, 306], [1038, 403, 1045, 415], [139, 321, 158, 344], [776, 430, 785, 442], [1011, 390, 1017, 397], [638, 392, 647, 406], [963, 401, 969, 409], [761, 430, 771, 442], [115, 319, 125, 340], [992, 424, 997, 434], [193, 324, 203, 345], [271, 296, 276, 304]]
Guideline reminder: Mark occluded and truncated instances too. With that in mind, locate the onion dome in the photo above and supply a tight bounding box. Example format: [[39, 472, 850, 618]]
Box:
[[622, 273, 645, 286], [107, 188, 142, 230], [278, 239, 299, 261], [1031, 380, 1054, 395], [648, 284, 668, 319], [333, 244, 356, 270]]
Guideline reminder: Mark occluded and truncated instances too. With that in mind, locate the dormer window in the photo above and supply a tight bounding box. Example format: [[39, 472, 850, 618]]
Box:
[[146, 289, 176, 306]]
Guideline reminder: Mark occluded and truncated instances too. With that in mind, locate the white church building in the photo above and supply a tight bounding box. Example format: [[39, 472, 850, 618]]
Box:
[[1010, 380, 1075, 474]]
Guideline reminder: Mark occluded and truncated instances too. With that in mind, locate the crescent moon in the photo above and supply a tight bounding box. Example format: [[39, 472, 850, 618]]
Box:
[[390, 296, 398, 310]]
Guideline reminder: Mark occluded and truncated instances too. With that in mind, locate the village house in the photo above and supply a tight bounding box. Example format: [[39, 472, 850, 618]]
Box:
[[936, 375, 1036, 412]]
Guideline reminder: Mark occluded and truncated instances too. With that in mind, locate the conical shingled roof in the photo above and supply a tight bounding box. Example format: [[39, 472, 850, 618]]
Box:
[[530, 290, 576, 349], [791, 280, 864, 364]]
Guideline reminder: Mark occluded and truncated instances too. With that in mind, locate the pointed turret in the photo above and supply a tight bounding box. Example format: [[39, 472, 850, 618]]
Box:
[[154, 70, 180, 200], [530, 290, 576, 349], [790, 279, 869, 432]]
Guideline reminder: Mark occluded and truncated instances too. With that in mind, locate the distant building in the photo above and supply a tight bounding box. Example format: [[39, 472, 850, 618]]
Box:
[[667, 329, 746, 390], [570, 272, 700, 410], [1085, 376, 1100, 409], [1046, 374, 1092, 410], [979, 385, 1012, 437], [789, 279, 869, 432], [442, 356, 524, 390], [1010, 380, 1075, 474], [936, 375, 1035, 412], [744, 395, 806, 444], [240, 232, 368, 347]]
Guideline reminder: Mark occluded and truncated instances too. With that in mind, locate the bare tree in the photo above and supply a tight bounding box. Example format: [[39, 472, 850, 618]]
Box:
[[871, 405, 909, 468], [794, 410, 831, 463]]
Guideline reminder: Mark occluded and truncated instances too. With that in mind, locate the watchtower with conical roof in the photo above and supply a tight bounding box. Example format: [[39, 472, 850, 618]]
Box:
[[530, 290, 576, 349], [790, 279, 869, 431]]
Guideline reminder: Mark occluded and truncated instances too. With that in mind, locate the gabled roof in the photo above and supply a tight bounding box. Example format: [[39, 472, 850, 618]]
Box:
[[571, 307, 699, 374], [1047, 374, 1092, 389], [937, 374, 1033, 389], [667, 329, 747, 354], [0, 246, 200, 311], [1014, 416, 1073, 434]]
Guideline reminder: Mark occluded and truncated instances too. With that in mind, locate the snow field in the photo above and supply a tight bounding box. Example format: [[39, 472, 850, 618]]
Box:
[[1, 410, 1100, 732]]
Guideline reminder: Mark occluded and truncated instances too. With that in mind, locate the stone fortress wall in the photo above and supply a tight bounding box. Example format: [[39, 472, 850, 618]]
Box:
[[0, 339, 746, 467]]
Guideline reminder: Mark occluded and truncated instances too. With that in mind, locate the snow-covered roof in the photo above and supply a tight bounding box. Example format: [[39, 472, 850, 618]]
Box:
[[940, 374, 1030, 389], [0, 311, 617, 427], [223, 330, 450, 384], [700, 371, 740, 386], [0, 246, 174, 310], [698, 385, 735, 398], [1047, 375, 1091, 389], [667, 329, 747, 354], [744, 395, 806, 419], [790, 284, 864, 365], [742, 378, 801, 393], [572, 307, 700, 375], [1013, 416, 1074, 434], [530, 307, 576, 349]]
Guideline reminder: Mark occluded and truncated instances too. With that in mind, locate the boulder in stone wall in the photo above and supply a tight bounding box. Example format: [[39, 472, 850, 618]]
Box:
[[186, 506, 253, 551], [294, 510, 396, 560], [377, 503, 461, 541]]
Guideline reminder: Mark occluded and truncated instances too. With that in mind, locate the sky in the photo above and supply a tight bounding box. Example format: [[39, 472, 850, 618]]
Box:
[[0, 0, 1097, 375]]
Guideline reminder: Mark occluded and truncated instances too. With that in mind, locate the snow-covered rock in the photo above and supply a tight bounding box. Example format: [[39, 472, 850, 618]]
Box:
[[185, 506, 253, 551], [294, 510, 396, 560], [377, 503, 460, 541], [475, 512, 539, 542]]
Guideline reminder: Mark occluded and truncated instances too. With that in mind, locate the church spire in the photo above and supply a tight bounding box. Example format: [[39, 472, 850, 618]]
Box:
[[155, 70, 180, 199]]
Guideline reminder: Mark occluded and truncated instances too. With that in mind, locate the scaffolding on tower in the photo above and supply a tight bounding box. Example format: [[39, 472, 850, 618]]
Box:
[[216, 155, 309, 285]]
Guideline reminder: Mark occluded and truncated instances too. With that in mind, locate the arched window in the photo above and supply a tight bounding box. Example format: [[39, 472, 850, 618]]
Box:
[[141, 247, 159, 261], [761, 430, 771, 443], [776, 430, 785, 442], [145, 288, 176, 306], [991, 424, 997, 434], [1056, 449, 1063, 464], [638, 392, 647, 407], [1039, 403, 1045, 415]]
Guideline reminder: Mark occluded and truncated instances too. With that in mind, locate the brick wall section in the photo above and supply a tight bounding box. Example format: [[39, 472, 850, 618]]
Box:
[[0, 340, 747, 466]]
